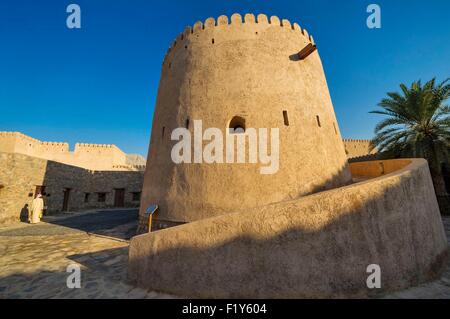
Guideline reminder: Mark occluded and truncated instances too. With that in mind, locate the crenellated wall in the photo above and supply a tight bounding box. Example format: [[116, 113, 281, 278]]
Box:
[[343, 139, 376, 159], [161, 13, 315, 68], [0, 132, 144, 171], [0, 152, 144, 225]]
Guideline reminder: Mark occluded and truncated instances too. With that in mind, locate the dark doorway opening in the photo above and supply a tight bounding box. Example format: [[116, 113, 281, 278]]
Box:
[[62, 188, 71, 212], [35, 185, 46, 198], [114, 188, 125, 207]]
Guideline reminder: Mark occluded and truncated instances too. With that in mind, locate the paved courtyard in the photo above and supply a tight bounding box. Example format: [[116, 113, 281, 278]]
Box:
[[0, 209, 173, 299], [0, 209, 449, 299]]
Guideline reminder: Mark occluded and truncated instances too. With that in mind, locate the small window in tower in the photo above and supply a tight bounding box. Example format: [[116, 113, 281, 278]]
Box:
[[316, 115, 321, 127], [186, 118, 190, 129], [229, 116, 246, 134], [333, 122, 337, 135], [162, 126, 165, 138], [283, 111, 289, 126], [212, 38, 215, 44], [84, 193, 90, 203]]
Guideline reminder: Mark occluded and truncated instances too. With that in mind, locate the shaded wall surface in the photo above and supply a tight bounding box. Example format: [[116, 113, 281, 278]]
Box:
[[0, 152, 144, 225], [129, 159, 448, 298], [141, 13, 352, 225]]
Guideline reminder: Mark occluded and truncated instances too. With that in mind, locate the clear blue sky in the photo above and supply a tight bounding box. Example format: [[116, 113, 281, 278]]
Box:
[[1, 0, 449, 157]]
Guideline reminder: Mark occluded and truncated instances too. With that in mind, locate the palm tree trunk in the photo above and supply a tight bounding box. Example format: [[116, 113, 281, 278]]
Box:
[[430, 168, 450, 215], [425, 144, 450, 215]]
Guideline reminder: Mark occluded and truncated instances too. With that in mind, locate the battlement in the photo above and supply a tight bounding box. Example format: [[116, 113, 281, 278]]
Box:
[[0, 131, 144, 171], [342, 139, 373, 144], [75, 143, 117, 149], [163, 13, 315, 66], [343, 139, 376, 159]]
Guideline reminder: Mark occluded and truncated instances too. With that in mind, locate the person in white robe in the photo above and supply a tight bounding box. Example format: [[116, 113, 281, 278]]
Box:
[[30, 194, 44, 224]]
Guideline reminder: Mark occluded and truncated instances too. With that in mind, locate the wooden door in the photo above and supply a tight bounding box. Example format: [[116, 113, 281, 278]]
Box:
[[114, 189, 125, 207], [62, 188, 71, 211]]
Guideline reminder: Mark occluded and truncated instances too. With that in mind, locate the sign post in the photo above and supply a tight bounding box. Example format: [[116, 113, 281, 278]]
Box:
[[146, 204, 158, 232]]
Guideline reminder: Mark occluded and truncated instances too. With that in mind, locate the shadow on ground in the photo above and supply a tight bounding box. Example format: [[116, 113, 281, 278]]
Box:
[[48, 209, 139, 240], [0, 247, 146, 299], [0, 209, 139, 240]]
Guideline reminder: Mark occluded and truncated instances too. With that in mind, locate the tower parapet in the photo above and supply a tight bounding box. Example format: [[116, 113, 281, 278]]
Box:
[[162, 13, 315, 67]]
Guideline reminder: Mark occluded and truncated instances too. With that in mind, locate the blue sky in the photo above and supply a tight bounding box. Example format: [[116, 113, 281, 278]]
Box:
[[0, 0, 449, 157]]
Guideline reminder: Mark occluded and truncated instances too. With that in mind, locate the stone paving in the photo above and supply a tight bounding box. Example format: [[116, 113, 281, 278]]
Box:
[[0, 209, 449, 299], [0, 209, 173, 299]]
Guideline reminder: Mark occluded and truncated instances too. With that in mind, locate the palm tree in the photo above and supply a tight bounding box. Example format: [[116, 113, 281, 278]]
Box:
[[370, 78, 450, 212]]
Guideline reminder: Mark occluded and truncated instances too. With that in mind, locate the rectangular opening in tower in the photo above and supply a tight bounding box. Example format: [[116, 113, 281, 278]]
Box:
[[283, 111, 289, 126], [316, 115, 321, 127]]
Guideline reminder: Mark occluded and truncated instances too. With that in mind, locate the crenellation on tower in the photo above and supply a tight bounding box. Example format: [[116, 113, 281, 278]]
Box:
[[281, 18, 291, 28], [269, 15, 280, 25], [245, 13, 256, 24], [257, 14, 268, 24], [162, 13, 315, 70]]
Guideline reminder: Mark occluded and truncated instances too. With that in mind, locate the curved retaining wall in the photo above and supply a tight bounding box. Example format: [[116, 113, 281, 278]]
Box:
[[129, 159, 448, 298]]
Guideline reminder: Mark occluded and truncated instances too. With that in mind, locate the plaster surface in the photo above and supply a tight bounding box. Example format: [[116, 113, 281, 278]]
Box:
[[129, 159, 448, 298]]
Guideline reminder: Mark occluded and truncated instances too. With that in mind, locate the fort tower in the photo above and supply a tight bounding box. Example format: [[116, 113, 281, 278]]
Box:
[[140, 13, 352, 227]]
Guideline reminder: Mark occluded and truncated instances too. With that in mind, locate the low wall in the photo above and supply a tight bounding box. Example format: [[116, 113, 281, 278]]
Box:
[[128, 159, 448, 298], [349, 159, 412, 178]]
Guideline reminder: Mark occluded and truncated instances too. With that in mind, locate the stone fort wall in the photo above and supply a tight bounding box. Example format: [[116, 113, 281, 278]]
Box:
[[343, 139, 376, 160], [0, 132, 145, 171], [0, 152, 144, 225]]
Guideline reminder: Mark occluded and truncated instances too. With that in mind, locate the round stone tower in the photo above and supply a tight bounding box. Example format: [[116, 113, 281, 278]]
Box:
[[140, 13, 352, 228]]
